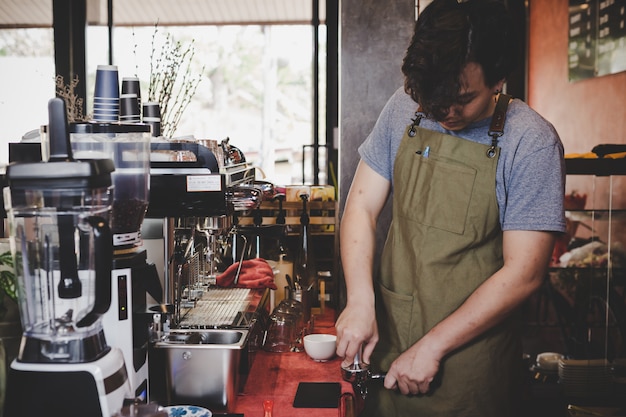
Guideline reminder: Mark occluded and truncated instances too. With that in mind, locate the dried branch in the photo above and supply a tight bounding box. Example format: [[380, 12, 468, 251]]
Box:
[[55, 74, 85, 122], [147, 25, 203, 137]]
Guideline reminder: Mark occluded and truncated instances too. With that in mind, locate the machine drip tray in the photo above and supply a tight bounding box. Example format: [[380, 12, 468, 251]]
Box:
[[178, 288, 252, 328]]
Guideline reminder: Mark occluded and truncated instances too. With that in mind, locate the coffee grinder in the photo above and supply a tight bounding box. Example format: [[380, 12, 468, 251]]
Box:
[[3, 99, 131, 416], [69, 121, 160, 402]]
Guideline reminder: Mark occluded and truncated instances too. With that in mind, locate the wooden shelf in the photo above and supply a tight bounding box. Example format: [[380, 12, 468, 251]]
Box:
[[235, 200, 337, 232]]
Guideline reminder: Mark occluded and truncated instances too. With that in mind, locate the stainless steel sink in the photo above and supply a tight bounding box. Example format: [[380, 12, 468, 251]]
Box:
[[151, 329, 249, 411]]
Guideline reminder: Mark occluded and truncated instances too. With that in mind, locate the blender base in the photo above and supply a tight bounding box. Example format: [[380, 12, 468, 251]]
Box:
[[4, 347, 131, 417]]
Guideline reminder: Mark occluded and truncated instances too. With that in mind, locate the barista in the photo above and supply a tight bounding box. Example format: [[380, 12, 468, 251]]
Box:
[[335, 1, 566, 416]]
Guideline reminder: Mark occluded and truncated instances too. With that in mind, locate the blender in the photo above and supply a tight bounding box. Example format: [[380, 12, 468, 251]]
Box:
[[3, 98, 131, 417]]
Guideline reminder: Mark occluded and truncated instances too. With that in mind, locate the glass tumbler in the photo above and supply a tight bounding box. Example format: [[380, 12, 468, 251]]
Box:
[[274, 299, 307, 349], [264, 312, 297, 353]]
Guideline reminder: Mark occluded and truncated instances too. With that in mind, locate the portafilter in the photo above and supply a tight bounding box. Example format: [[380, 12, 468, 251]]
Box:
[[341, 347, 386, 399]]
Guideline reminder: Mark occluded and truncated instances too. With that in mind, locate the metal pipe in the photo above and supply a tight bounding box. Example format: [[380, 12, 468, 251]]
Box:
[[312, 0, 320, 185], [163, 218, 175, 305], [107, 0, 114, 65]]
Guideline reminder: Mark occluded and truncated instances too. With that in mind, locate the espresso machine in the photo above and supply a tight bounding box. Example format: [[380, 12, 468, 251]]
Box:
[[69, 121, 160, 402], [145, 139, 272, 411], [3, 99, 131, 416]]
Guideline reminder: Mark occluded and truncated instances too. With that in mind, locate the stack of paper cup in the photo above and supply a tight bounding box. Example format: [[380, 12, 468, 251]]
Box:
[[93, 65, 120, 122], [121, 77, 142, 117], [142, 101, 161, 137]]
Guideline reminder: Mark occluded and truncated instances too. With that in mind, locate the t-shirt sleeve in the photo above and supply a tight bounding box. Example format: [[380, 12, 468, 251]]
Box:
[[357, 90, 406, 183], [501, 123, 566, 233]]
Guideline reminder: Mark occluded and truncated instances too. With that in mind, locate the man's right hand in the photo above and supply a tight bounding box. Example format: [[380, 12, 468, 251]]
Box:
[[335, 302, 379, 367]]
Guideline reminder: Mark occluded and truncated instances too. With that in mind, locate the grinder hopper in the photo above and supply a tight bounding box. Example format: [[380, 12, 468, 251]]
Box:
[[68, 122, 151, 250]]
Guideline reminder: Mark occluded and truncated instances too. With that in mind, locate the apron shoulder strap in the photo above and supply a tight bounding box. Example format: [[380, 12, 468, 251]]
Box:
[[486, 93, 512, 158], [489, 93, 512, 137]]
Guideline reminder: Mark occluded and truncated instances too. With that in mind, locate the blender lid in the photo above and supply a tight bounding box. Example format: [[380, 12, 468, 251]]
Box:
[[6, 98, 115, 190], [6, 158, 114, 190]]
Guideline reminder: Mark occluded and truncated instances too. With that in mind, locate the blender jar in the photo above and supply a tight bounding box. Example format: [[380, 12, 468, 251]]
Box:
[[4, 152, 115, 363]]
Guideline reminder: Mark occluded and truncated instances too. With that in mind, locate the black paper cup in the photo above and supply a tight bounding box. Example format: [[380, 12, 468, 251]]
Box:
[[120, 93, 139, 118], [120, 116, 141, 124], [121, 77, 141, 100], [122, 78, 141, 115], [94, 65, 120, 100], [142, 102, 161, 119], [143, 116, 161, 137]]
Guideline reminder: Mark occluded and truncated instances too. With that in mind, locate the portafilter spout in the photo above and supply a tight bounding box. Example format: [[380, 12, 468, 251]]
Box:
[[341, 347, 386, 400]]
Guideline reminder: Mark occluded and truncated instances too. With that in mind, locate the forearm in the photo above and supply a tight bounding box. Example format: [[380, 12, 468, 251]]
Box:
[[339, 208, 377, 306], [338, 161, 390, 307], [423, 264, 542, 358], [335, 161, 390, 362]]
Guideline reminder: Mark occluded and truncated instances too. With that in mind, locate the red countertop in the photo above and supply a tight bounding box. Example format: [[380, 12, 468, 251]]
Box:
[[233, 309, 354, 417]]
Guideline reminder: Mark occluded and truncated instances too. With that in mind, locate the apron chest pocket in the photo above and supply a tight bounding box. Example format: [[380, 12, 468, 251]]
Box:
[[396, 157, 476, 235]]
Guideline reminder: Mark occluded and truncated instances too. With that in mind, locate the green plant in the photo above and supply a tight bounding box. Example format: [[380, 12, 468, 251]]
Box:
[[0, 249, 17, 320], [0, 251, 16, 302]]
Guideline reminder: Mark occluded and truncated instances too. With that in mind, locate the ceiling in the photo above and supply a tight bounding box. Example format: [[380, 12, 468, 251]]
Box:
[[0, 0, 326, 28]]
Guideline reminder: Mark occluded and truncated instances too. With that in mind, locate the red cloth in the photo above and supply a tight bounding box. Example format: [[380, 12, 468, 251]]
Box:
[[216, 258, 277, 289]]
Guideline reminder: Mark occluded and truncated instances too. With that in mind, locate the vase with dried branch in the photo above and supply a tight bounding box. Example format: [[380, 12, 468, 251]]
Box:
[[147, 25, 204, 138], [55, 74, 85, 123]]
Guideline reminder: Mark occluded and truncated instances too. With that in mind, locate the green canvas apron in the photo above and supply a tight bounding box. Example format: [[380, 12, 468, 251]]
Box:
[[363, 102, 521, 417]]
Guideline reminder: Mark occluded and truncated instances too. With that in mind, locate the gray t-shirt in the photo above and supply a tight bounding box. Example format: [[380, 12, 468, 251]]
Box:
[[359, 87, 566, 233]]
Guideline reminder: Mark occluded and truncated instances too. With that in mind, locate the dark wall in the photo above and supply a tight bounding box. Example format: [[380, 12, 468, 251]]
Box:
[[339, 0, 415, 207], [338, 0, 415, 304]]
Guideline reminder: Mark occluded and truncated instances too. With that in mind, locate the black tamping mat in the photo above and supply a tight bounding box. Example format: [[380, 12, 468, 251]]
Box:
[[293, 382, 342, 408]]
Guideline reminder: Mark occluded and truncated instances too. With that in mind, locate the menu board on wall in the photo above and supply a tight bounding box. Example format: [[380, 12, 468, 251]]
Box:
[[569, 0, 626, 82]]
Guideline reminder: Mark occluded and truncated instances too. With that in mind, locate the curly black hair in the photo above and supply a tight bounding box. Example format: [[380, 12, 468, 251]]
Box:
[[401, 0, 518, 120]]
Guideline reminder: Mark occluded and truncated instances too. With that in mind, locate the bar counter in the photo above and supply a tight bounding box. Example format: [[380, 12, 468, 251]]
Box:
[[232, 310, 354, 417]]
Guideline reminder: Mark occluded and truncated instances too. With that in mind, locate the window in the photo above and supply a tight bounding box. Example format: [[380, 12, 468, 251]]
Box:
[[0, 28, 55, 164], [86, 24, 325, 185], [0, 21, 327, 187]]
